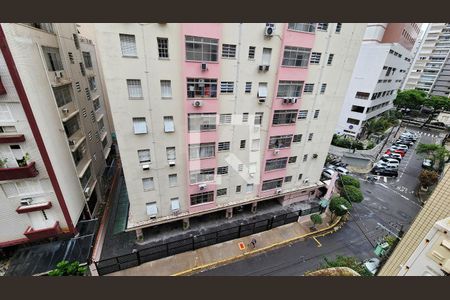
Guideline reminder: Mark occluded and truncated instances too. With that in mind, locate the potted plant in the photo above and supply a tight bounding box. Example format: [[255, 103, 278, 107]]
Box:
[[18, 153, 30, 167], [0, 158, 8, 169]]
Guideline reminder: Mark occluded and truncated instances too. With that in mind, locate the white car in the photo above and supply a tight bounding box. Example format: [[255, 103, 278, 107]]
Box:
[[395, 144, 409, 151], [322, 169, 335, 179], [364, 258, 381, 275], [379, 157, 400, 166], [389, 146, 400, 152], [335, 167, 349, 175], [375, 161, 398, 169]]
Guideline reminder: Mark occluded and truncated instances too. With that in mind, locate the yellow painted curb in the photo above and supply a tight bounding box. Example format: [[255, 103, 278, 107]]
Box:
[[172, 216, 343, 276]]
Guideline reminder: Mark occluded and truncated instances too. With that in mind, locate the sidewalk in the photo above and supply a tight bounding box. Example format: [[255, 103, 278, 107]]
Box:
[[104, 214, 343, 276]]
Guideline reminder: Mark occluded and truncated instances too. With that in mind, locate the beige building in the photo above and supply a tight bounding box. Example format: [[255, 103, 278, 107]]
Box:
[[0, 23, 113, 247]]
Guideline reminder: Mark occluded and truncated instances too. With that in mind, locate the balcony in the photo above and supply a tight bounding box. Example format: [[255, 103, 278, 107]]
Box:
[[23, 221, 61, 241], [0, 161, 39, 181], [16, 201, 52, 214], [0, 134, 25, 144], [68, 129, 86, 152]]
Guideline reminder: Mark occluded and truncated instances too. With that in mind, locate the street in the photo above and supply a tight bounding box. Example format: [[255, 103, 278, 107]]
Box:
[[197, 127, 444, 276]]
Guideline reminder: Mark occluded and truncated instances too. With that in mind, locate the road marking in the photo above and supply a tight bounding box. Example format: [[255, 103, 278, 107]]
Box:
[[312, 237, 322, 247], [383, 177, 387, 183]]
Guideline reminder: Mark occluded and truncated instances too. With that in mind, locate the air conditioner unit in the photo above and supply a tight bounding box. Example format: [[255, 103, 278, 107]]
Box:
[[198, 183, 207, 190], [68, 140, 76, 146], [84, 187, 90, 197], [264, 23, 275, 37], [258, 65, 264, 71], [312, 153, 318, 159], [273, 149, 280, 155], [201, 63, 208, 71], [258, 98, 266, 104], [62, 108, 69, 114], [289, 97, 298, 104], [303, 178, 310, 184], [264, 65, 270, 71], [20, 198, 33, 206], [142, 164, 150, 171], [168, 160, 176, 167], [192, 100, 203, 107], [275, 188, 282, 194], [283, 98, 290, 104]]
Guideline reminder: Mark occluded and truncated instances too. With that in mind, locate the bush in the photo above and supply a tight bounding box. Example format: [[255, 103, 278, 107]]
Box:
[[341, 185, 364, 203], [338, 175, 360, 188], [48, 261, 87, 276], [329, 196, 352, 216], [365, 141, 375, 150], [419, 170, 439, 188], [320, 256, 373, 276], [310, 214, 323, 227]]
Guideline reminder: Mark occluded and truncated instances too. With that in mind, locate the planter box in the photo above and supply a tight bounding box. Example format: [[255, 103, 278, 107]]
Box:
[[0, 161, 39, 181], [0, 134, 25, 143], [23, 221, 61, 241]]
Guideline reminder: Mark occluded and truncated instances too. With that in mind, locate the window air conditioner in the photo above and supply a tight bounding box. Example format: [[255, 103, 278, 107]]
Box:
[[283, 98, 290, 104], [168, 160, 176, 167], [264, 23, 275, 37], [20, 198, 33, 206], [289, 97, 298, 104], [273, 149, 280, 155], [192, 100, 203, 107], [62, 108, 69, 114], [264, 65, 270, 71], [258, 98, 266, 104], [84, 187, 90, 197], [312, 154, 318, 159], [69, 140, 76, 146], [275, 188, 282, 194], [142, 164, 150, 171], [198, 183, 207, 190], [258, 65, 264, 71], [201, 63, 208, 71]]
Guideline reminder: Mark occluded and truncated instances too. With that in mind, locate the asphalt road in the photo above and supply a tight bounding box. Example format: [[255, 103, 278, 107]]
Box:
[[197, 126, 445, 276]]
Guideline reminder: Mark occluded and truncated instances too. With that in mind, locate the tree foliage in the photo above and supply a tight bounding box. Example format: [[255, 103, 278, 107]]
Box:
[[340, 185, 364, 203], [416, 143, 450, 171], [419, 170, 439, 188], [337, 175, 360, 188], [48, 260, 87, 276], [321, 256, 373, 276], [310, 214, 323, 227], [329, 196, 352, 216], [393, 90, 427, 110]]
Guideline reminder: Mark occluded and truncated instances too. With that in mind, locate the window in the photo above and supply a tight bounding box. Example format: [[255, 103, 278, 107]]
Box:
[[240, 140, 246, 149], [298, 110, 308, 119], [355, 92, 370, 99], [217, 188, 227, 197], [272, 110, 297, 125], [189, 143, 215, 160], [190, 168, 215, 184], [146, 202, 157, 216], [82, 52, 93, 68], [351, 105, 365, 113], [42, 47, 63, 71], [238, 164, 244, 172], [187, 78, 217, 98], [63, 117, 80, 138], [308, 133, 314, 141], [298, 174, 303, 180], [262, 48, 272, 65], [265, 157, 288, 171], [88, 77, 97, 91], [248, 163, 257, 174], [0, 126, 17, 133], [282, 46, 311, 67], [248, 46, 256, 59], [133, 117, 148, 134], [293, 134, 302, 143], [327, 54, 334, 65], [288, 23, 316, 33], [218, 141, 230, 151], [220, 81, 234, 94], [303, 154, 308, 162], [268, 135, 292, 149], [53, 85, 72, 107], [171, 198, 180, 212], [166, 147, 176, 161], [190, 191, 214, 205], [258, 82, 268, 98], [222, 44, 236, 58], [219, 114, 232, 124], [188, 113, 216, 132], [262, 178, 283, 191], [138, 149, 151, 163], [313, 110, 320, 119], [277, 81, 303, 98], [347, 118, 360, 125], [157, 37, 169, 58], [85, 88, 91, 101], [254, 112, 263, 125], [317, 23, 329, 31], [236, 185, 241, 193], [246, 183, 254, 193], [163, 116, 175, 132], [251, 139, 260, 151], [142, 178, 154, 191], [245, 82, 252, 93], [127, 79, 143, 99], [160, 80, 172, 98], [288, 156, 297, 163], [320, 83, 327, 94], [73, 34, 80, 49], [27, 23, 54, 33], [284, 176, 292, 183], [185, 36, 219, 62], [335, 23, 342, 33], [90, 111, 95, 123], [304, 84, 314, 93], [310, 52, 321, 64], [168, 174, 177, 187], [1, 180, 45, 198], [217, 166, 228, 175], [72, 142, 85, 165], [386, 67, 392, 76], [242, 113, 249, 123], [120, 34, 137, 57]]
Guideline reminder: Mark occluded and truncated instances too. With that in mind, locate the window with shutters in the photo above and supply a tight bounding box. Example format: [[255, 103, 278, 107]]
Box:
[[219, 114, 232, 124], [93, 98, 100, 112], [120, 34, 137, 57], [327, 54, 334, 65], [127, 79, 143, 99], [238, 164, 244, 172], [217, 188, 227, 197], [314, 110, 320, 119], [190, 191, 214, 205], [26, 23, 54, 33], [157, 37, 169, 58], [298, 110, 308, 119], [190, 168, 215, 184], [90, 111, 95, 123], [277, 81, 303, 98], [335, 23, 342, 33], [288, 156, 297, 163], [245, 82, 252, 93], [68, 52, 74, 64], [268, 135, 292, 149], [187, 78, 217, 98], [240, 140, 246, 149], [0, 104, 14, 122], [310, 52, 321, 64], [166, 147, 176, 161], [145, 202, 157, 216], [254, 112, 263, 125], [262, 178, 283, 191], [248, 46, 255, 59], [265, 157, 288, 171], [293, 134, 302, 143], [303, 154, 308, 161], [73, 34, 80, 49], [220, 81, 234, 94], [82, 52, 93, 68], [189, 143, 215, 160], [217, 166, 228, 175], [1, 180, 44, 198], [0, 126, 17, 133], [163, 116, 175, 132], [242, 113, 249, 122], [185, 36, 218, 62], [85, 88, 91, 101], [304, 84, 314, 93], [42, 47, 63, 71], [188, 113, 217, 132], [287, 23, 316, 33], [222, 44, 236, 58], [320, 83, 327, 94], [133, 117, 148, 134], [79, 62, 86, 76], [236, 185, 242, 193], [160, 80, 172, 98], [317, 23, 329, 31], [282, 46, 311, 67], [218, 141, 231, 151], [169, 174, 177, 187], [272, 110, 297, 125], [138, 149, 151, 163], [308, 133, 314, 141]]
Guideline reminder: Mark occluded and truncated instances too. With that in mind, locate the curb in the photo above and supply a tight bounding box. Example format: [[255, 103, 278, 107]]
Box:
[[171, 216, 344, 276]]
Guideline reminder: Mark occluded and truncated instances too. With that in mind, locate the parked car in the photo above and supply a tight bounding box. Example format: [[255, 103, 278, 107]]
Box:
[[371, 167, 399, 177], [385, 149, 406, 157], [374, 162, 398, 171], [394, 144, 409, 152], [364, 258, 381, 275], [326, 164, 337, 170], [388, 153, 403, 161], [335, 166, 349, 175], [322, 169, 335, 179], [422, 159, 433, 169], [379, 157, 400, 166], [401, 132, 418, 141], [395, 139, 414, 146]]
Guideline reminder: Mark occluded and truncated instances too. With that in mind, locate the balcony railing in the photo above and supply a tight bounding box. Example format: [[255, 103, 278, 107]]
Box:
[[23, 221, 61, 241], [0, 161, 39, 181], [0, 134, 25, 144]]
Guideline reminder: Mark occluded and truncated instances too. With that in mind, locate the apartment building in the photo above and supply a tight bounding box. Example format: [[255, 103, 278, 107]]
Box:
[[0, 23, 113, 248], [403, 23, 450, 97], [336, 23, 421, 138], [83, 23, 366, 238]]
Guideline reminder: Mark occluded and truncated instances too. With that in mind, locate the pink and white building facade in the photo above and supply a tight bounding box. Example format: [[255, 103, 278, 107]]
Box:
[[84, 23, 366, 237]]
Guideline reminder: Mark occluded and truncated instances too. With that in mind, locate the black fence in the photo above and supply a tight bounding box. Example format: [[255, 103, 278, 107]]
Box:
[[94, 205, 321, 275]]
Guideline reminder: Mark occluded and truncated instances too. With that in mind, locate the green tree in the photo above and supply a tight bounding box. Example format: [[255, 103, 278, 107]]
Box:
[[337, 175, 360, 188], [48, 260, 87, 276], [416, 143, 450, 171], [419, 170, 439, 189], [320, 256, 373, 276], [423, 95, 450, 111], [329, 196, 352, 219], [393, 90, 426, 110], [340, 185, 364, 203], [310, 214, 323, 229]]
